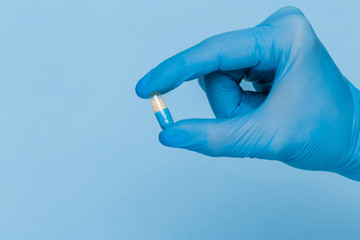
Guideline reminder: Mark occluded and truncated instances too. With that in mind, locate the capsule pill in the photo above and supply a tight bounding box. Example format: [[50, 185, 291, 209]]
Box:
[[149, 93, 174, 129]]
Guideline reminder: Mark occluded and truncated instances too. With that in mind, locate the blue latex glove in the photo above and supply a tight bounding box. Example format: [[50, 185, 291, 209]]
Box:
[[136, 6, 360, 181]]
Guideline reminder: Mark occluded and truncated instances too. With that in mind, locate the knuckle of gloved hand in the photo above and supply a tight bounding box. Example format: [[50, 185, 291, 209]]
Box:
[[280, 11, 317, 51], [278, 6, 305, 16], [199, 35, 221, 51]]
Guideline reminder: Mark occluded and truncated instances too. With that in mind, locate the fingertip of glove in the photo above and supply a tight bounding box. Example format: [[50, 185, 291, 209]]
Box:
[[159, 124, 190, 148], [135, 72, 152, 99], [135, 81, 148, 99]]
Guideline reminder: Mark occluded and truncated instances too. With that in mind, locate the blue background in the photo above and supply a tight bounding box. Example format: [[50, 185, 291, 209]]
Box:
[[0, 0, 360, 239]]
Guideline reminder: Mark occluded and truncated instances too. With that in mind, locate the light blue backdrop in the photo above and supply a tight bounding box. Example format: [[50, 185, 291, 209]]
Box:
[[0, 0, 359, 239]]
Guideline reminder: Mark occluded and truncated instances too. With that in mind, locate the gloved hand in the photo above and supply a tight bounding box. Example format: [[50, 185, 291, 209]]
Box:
[[135, 6, 360, 181]]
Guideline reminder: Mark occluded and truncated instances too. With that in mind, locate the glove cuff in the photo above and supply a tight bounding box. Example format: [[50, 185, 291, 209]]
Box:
[[339, 81, 360, 181]]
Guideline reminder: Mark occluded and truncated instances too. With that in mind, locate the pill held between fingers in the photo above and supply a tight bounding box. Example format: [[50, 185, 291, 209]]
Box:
[[149, 93, 174, 129]]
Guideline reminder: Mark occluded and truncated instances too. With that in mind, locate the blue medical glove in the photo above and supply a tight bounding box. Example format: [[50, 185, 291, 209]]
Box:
[[135, 6, 360, 181]]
